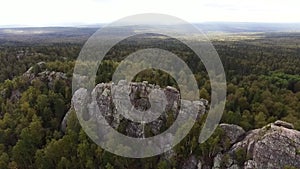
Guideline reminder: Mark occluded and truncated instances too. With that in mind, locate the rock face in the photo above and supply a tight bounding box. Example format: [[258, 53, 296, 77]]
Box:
[[62, 81, 207, 137], [23, 62, 67, 86], [220, 122, 300, 169], [219, 124, 245, 144]]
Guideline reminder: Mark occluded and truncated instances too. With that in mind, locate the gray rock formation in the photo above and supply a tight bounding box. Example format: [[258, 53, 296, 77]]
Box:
[[220, 122, 300, 169], [23, 62, 67, 87], [23, 61, 46, 75], [219, 123, 245, 144], [62, 81, 207, 138]]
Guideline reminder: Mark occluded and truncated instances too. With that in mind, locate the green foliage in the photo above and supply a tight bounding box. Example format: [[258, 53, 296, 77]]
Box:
[[198, 127, 225, 166], [157, 160, 169, 169], [234, 148, 247, 166], [254, 112, 267, 128], [0, 153, 9, 169], [12, 115, 44, 168], [222, 111, 241, 125], [296, 149, 300, 155], [0, 32, 300, 169], [284, 166, 298, 169], [220, 154, 230, 168], [105, 163, 114, 169]]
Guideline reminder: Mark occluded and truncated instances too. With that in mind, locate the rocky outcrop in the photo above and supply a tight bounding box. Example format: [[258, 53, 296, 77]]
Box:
[[23, 62, 68, 90], [219, 124, 245, 145], [274, 120, 294, 129], [62, 81, 207, 136], [62, 82, 300, 169], [23, 61, 46, 75], [219, 121, 300, 169], [61, 87, 89, 132], [1, 62, 68, 105]]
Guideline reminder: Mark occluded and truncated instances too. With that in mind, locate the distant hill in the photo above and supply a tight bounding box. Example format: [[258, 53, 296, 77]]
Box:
[[1, 22, 300, 45], [195, 22, 300, 33]]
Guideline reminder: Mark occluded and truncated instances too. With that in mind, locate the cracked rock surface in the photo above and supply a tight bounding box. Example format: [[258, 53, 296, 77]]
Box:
[[62, 81, 207, 138], [220, 121, 300, 169]]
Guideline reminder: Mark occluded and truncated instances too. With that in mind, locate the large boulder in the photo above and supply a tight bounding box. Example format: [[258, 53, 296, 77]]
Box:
[[61, 88, 89, 132], [222, 122, 300, 169], [220, 123, 245, 144]]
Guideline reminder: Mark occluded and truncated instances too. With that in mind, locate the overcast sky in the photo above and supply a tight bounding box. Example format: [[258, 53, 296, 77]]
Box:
[[0, 0, 299, 26]]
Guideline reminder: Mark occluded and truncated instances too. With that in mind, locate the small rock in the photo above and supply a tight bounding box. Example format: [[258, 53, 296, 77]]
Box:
[[182, 155, 198, 169], [197, 161, 202, 169], [118, 80, 127, 86], [102, 88, 110, 97], [274, 120, 294, 129], [166, 86, 178, 92], [228, 164, 239, 169], [212, 153, 222, 169], [244, 160, 257, 169]]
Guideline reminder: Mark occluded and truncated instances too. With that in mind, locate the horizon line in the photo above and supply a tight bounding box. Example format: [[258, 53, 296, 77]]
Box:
[[1, 21, 300, 28]]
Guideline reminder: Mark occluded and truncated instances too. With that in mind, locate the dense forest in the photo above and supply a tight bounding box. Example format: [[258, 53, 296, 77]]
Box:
[[0, 28, 300, 169]]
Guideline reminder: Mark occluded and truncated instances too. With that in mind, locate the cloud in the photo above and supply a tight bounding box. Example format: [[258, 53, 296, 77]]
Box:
[[0, 0, 299, 26]]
